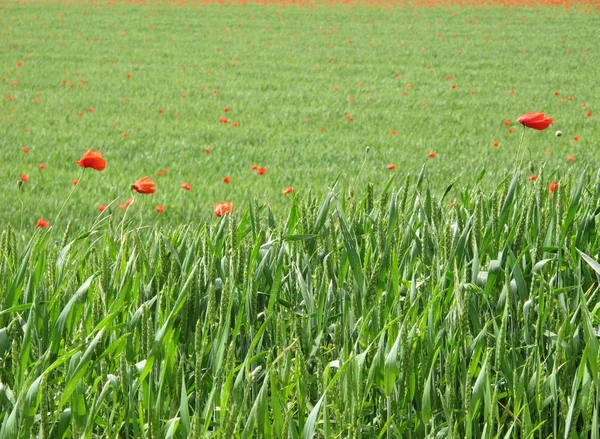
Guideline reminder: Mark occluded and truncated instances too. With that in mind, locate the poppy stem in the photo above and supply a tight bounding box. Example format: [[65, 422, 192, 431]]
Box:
[[53, 168, 85, 229], [516, 127, 527, 170]]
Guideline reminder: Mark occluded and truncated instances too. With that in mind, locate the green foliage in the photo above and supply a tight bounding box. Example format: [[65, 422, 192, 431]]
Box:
[[1, 169, 600, 438]]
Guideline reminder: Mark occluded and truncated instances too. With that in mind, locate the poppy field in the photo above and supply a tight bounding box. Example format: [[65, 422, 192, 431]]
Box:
[[2, 0, 600, 438]]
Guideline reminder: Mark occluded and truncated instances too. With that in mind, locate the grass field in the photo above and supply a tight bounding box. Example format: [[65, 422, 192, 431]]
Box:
[[2, 0, 600, 438], [1, 0, 599, 227]]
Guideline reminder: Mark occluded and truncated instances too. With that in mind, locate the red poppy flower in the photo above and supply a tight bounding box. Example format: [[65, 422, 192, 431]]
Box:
[[21, 174, 28, 183], [7, 94, 14, 101], [181, 93, 187, 98], [346, 114, 354, 122], [88, 107, 94, 112], [22, 147, 29, 153], [548, 181, 559, 193], [127, 73, 132, 79], [39, 163, 46, 170], [517, 112, 554, 131], [132, 177, 156, 194], [573, 135, 579, 141], [219, 117, 229, 124], [586, 110, 592, 117], [213, 202, 233, 217], [251, 164, 258, 170], [224, 106, 229, 113], [493, 142, 499, 147], [232, 122, 239, 128], [123, 132, 128, 137], [257, 167, 266, 175], [159, 108, 164, 114], [283, 187, 293, 195], [387, 164, 396, 170], [158, 171, 163, 177], [504, 120, 511, 126], [98, 205, 106, 212], [529, 175, 537, 181], [37, 219, 49, 228], [119, 204, 126, 210], [72, 179, 79, 186], [391, 130, 397, 135], [156, 205, 164, 214], [181, 182, 192, 191], [428, 152, 437, 159], [567, 155, 574, 162], [76, 150, 106, 171], [205, 148, 211, 154], [554, 91, 559, 96], [223, 176, 230, 184]]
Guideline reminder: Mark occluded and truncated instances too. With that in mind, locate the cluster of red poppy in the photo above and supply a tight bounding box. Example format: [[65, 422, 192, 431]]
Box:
[[35, 150, 235, 228]]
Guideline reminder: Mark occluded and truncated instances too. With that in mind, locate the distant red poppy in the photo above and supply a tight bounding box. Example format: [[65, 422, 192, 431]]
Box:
[[346, 114, 354, 122], [21, 174, 28, 183], [88, 107, 94, 112], [22, 147, 29, 153], [251, 164, 258, 170], [127, 73, 132, 79], [573, 135, 579, 141], [554, 91, 559, 96], [39, 163, 46, 170], [205, 148, 210, 154], [213, 202, 233, 217], [162, 169, 168, 174], [586, 110, 592, 117], [529, 175, 537, 181], [567, 155, 574, 162], [493, 142, 499, 147], [517, 112, 554, 131], [223, 176, 230, 184], [132, 177, 156, 194], [391, 130, 397, 136], [156, 205, 164, 214], [98, 205, 106, 212], [257, 167, 266, 175], [387, 164, 396, 170], [428, 152, 437, 159], [181, 182, 192, 191], [283, 187, 293, 195], [232, 122, 239, 128], [548, 181, 559, 193], [504, 120, 511, 126], [219, 117, 229, 124], [37, 219, 49, 228], [123, 132, 128, 137], [76, 150, 106, 171], [72, 179, 79, 186], [181, 93, 187, 98], [158, 171, 163, 177], [159, 108, 164, 114], [508, 128, 514, 134], [224, 106, 230, 113]]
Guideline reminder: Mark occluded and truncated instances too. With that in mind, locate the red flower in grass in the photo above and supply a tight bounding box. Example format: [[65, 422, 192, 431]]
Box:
[[205, 148, 211, 154], [37, 219, 49, 228], [219, 117, 229, 124], [586, 110, 592, 117], [181, 182, 192, 191], [573, 135, 579, 141], [387, 164, 396, 171], [232, 122, 239, 128], [224, 106, 230, 113], [98, 205, 106, 212], [346, 114, 354, 122], [21, 174, 28, 183], [22, 147, 29, 153], [156, 205, 164, 214], [493, 142, 499, 147], [72, 179, 79, 186], [283, 187, 293, 195], [529, 175, 537, 181], [391, 130, 397, 136], [213, 202, 233, 217], [428, 152, 437, 159], [567, 155, 574, 162], [504, 120, 511, 126], [223, 176, 231, 184], [251, 164, 258, 170], [517, 112, 554, 131], [548, 181, 559, 193], [257, 167, 266, 175], [132, 177, 156, 194], [76, 150, 106, 171], [39, 163, 46, 170]]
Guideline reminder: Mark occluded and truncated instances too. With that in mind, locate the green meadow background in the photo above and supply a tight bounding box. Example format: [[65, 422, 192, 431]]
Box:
[[1, 1, 598, 228]]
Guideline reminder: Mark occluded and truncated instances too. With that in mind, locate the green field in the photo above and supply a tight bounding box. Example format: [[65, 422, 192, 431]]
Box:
[[2, 1, 600, 438], [1, 0, 598, 227]]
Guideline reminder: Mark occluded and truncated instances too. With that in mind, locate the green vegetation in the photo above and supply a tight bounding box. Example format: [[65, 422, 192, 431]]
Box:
[[2, 168, 600, 437]]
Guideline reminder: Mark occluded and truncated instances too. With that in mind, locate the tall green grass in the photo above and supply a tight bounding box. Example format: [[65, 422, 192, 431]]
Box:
[[1, 167, 600, 438]]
